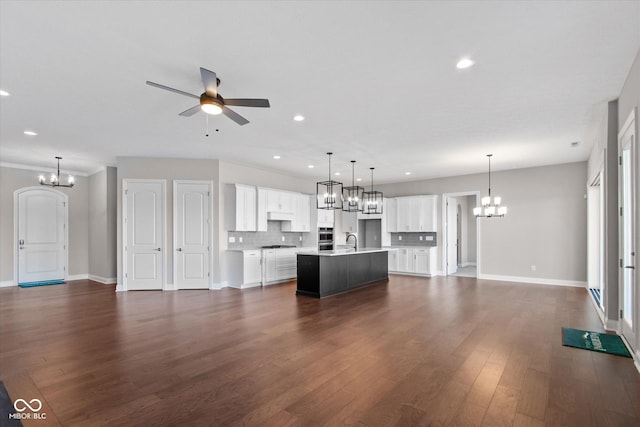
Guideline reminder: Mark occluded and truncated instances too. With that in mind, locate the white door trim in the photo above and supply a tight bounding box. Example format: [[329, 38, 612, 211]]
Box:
[[441, 191, 481, 276], [618, 107, 637, 353], [13, 186, 69, 286], [122, 179, 167, 291], [173, 180, 214, 290]]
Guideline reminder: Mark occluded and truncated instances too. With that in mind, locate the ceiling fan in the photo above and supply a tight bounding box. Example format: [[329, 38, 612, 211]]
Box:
[[146, 67, 270, 126]]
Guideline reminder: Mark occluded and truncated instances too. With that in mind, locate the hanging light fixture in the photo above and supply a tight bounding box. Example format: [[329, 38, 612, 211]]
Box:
[[474, 154, 506, 217], [316, 152, 343, 210], [342, 160, 364, 212], [362, 167, 383, 214], [39, 156, 75, 188]]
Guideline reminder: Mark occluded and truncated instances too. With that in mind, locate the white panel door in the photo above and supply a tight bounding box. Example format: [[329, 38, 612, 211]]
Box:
[[17, 189, 66, 284], [619, 112, 636, 350], [175, 181, 211, 289], [125, 181, 164, 290], [446, 197, 458, 275]]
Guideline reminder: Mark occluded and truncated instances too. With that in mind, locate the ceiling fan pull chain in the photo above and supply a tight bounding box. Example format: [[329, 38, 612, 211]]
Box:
[[205, 114, 209, 137]]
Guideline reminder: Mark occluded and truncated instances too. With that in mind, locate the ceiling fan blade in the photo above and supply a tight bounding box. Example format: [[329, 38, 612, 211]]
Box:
[[222, 98, 270, 108], [179, 105, 202, 117], [200, 67, 218, 97], [146, 81, 199, 99], [222, 106, 249, 126]]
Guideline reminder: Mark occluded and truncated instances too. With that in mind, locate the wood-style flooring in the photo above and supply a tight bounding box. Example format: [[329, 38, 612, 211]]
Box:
[[1, 275, 639, 426]]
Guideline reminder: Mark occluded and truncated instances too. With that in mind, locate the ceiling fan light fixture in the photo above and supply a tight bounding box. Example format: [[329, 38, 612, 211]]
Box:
[[201, 98, 223, 115]]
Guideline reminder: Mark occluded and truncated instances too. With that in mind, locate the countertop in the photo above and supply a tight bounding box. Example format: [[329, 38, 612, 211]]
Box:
[[297, 248, 389, 257]]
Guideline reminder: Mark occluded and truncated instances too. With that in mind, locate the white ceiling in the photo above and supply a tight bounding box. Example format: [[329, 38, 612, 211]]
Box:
[[1, 1, 639, 183]]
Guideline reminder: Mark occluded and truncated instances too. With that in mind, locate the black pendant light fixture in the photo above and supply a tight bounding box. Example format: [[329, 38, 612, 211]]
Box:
[[39, 156, 75, 188], [316, 152, 343, 210], [474, 154, 507, 217], [342, 160, 364, 212], [362, 167, 383, 214]]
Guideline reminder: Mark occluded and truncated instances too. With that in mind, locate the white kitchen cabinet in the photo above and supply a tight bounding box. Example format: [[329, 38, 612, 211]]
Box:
[[266, 189, 292, 213], [275, 248, 297, 281], [225, 184, 257, 231], [342, 211, 358, 233], [388, 248, 399, 271], [262, 249, 277, 284], [317, 208, 334, 227], [386, 198, 398, 232], [226, 250, 262, 288], [397, 247, 413, 272], [413, 248, 435, 275], [257, 187, 268, 231], [395, 195, 438, 232], [419, 195, 437, 232], [396, 197, 412, 231], [282, 193, 311, 232]]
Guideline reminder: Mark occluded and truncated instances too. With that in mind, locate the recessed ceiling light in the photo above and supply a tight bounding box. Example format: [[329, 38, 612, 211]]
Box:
[[405, 172, 411, 175], [0, 90, 10, 97], [456, 58, 475, 69], [307, 165, 314, 169], [334, 172, 341, 176], [273, 155, 281, 159], [24, 130, 38, 136], [356, 178, 362, 182], [293, 115, 305, 122]]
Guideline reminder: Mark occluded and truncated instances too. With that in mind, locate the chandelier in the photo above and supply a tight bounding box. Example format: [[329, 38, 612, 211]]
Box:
[[316, 152, 343, 210], [39, 156, 75, 188], [342, 160, 364, 212], [362, 167, 383, 214], [474, 154, 506, 217]]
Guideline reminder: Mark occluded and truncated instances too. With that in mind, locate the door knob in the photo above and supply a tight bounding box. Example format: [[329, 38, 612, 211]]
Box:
[[176, 248, 182, 252], [625, 266, 635, 269], [155, 248, 161, 251]]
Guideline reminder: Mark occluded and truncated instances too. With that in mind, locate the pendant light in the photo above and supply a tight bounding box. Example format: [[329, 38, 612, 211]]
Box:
[[474, 154, 506, 217], [316, 152, 343, 210], [39, 156, 75, 188], [362, 167, 383, 214], [342, 160, 364, 212]]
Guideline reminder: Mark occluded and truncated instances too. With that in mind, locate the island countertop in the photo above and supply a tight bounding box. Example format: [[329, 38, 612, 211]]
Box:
[[297, 248, 388, 257]]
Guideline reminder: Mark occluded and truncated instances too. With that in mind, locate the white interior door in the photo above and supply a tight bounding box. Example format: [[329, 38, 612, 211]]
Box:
[[446, 197, 457, 275], [587, 180, 601, 297], [619, 112, 636, 350], [125, 180, 165, 290], [17, 189, 67, 284], [174, 181, 211, 289]]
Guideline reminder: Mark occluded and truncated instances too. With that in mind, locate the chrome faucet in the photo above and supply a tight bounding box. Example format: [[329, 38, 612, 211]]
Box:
[[346, 233, 357, 251]]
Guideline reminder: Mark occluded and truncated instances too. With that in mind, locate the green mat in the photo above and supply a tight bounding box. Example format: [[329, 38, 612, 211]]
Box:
[[18, 280, 64, 288], [562, 327, 632, 358]]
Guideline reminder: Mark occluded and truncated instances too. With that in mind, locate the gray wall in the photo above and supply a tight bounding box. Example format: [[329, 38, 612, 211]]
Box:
[[88, 167, 117, 281], [377, 162, 588, 283], [0, 165, 89, 282]]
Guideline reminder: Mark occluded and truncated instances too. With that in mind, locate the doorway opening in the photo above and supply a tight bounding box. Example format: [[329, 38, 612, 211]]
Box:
[[442, 191, 480, 278], [587, 172, 605, 310]]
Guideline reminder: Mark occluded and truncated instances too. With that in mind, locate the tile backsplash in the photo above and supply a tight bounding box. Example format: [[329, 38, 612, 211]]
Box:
[[227, 221, 304, 249], [390, 232, 437, 247]]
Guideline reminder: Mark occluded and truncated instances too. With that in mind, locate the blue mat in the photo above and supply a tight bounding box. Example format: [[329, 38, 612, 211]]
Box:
[[18, 280, 64, 288]]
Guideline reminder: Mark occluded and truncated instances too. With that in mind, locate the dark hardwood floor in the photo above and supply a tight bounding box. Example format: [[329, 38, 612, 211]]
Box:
[[1, 275, 638, 426]]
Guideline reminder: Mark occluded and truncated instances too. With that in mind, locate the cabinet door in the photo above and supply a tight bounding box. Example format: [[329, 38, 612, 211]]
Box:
[[342, 211, 357, 233], [398, 248, 414, 272], [243, 186, 257, 231], [257, 188, 268, 231], [414, 249, 430, 274], [265, 189, 278, 212], [243, 251, 262, 284], [409, 198, 422, 232], [397, 198, 411, 231], [317, 209, 334, 227], [386, 198, 398, 232], [420, 196, 437, 232], [300, 194, 311, 231], [279, 191, 292, 212], [263, 250, 276, 283], [388, 250, 398, 271]]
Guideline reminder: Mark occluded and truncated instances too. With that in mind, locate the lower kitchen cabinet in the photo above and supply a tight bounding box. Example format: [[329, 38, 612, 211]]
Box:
[[226, 250, 262, 288], [388, 247, 436, 276]]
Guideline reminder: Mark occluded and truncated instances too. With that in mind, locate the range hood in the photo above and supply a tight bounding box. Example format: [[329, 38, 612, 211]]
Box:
[[267, 211, 294, 221]]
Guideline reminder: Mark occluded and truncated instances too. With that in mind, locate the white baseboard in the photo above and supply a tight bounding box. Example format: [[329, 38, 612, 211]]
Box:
[[210, 282, 223, 290], [163, 283, 177, 291], [67, 274, 89, 281], [115, 284, 125, 292], [228, 282, 261, 290], [604, 318, 619, 332], [88, 274, 117, 284], [460, 262, 477, 267], [0, 280, 16, 288], [478, 274, 585, 288]]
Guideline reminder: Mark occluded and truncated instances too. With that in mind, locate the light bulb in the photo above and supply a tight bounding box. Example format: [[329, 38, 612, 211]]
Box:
[[68, 176, 75, 184], [473, 207, 481, 216], [494, 196, 501, 205], [39, 175, 45, 183], [51, 174, 57, 183], [201, 102, 223, 115], [482, 196, 491, 206], [498, 206, 507, 216]]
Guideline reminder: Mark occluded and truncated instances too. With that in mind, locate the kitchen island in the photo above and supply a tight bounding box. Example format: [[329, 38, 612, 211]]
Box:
[[296, 248, 388, 298]]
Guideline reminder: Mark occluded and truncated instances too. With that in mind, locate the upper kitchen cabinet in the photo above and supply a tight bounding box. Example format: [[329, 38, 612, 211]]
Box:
[[395, 195, 438, 232], [317, 208, 334, 228], [282, 193, 311, 232], [342, 211, 357, 233], [266, 189, 292, 214], [226, 184, 257, 231]]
